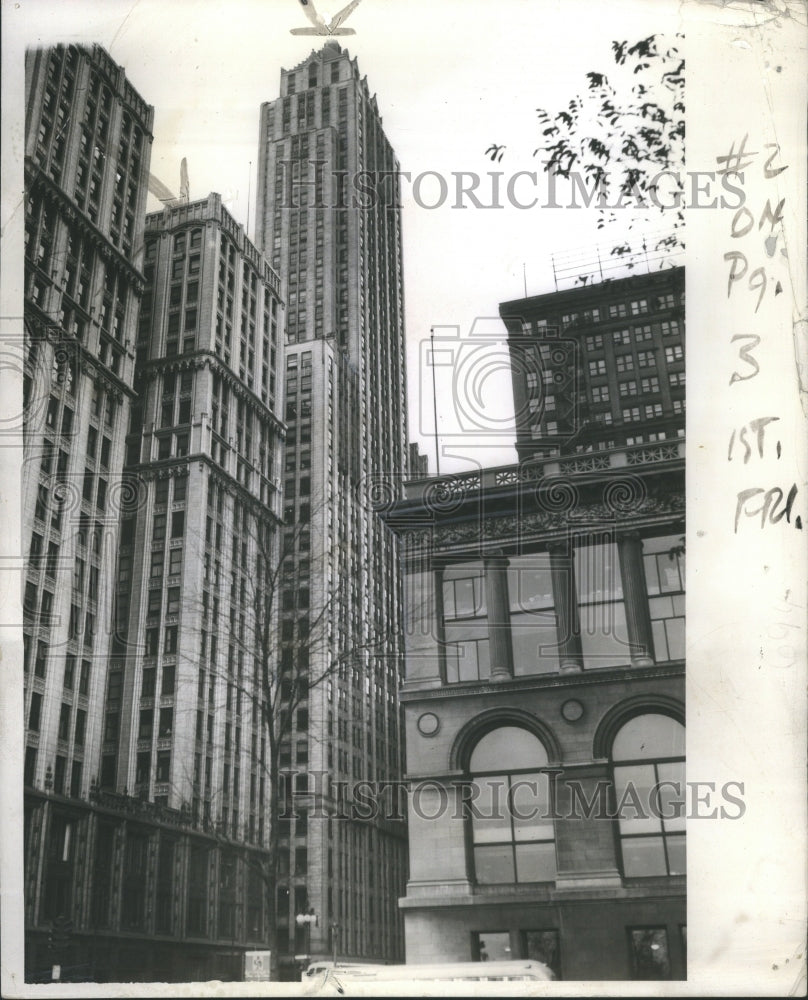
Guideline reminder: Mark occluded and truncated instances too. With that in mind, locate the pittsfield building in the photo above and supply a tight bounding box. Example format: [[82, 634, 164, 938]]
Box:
[[254, 42, 409, 974]]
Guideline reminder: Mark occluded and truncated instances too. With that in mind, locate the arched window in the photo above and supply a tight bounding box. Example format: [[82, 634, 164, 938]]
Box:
[[467, 726, 556, 884], [611, 713, 685, 877]]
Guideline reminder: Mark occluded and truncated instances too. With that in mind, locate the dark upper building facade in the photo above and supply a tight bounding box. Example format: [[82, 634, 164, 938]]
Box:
[[502, 266, 684, 462]]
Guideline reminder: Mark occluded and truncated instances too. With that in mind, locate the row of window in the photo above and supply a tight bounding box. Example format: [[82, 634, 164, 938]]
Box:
[[441, 537, 685, 681], [465, 713, 685, 884], [561, 290, 680, 328], [588, 345, 683, 378], [470, 923, 683, 980]]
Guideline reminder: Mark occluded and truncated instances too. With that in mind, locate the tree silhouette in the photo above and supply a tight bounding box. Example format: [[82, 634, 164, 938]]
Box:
[[160, 483, 404, 980], [492, 34, 684, 281]]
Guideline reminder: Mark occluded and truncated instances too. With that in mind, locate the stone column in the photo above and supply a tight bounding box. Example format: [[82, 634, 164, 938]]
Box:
[[616, 531, 655, 666], [548, 542, 583, 672], [483, 553, 514, 681]]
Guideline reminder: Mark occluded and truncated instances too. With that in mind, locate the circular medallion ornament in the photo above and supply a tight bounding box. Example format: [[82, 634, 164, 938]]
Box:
[[561, 699, 585, 722], [417, 712, 440, 737]]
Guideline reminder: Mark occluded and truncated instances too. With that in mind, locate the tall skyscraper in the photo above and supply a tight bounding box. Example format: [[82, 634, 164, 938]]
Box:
[[22, 43, 157, 978], [256, 43, 409, 973], [23, 39, 153, 801]]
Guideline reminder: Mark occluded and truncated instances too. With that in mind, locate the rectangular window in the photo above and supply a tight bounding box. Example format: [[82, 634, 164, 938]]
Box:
[[169, 548, 182, 576], [164, 626, 178, 654], [628, 927, 671, 980], [166, 587, 180, 615], [139, 709, 154, 740], [161, 662, 176, 694], [141, 667, 156, 697], [74, 709, 86, 746], [150, 550, 164, 577], [507, 554, 558, 675], [70, 760, 83, 798], [442, 562, 489, 683], [159, 707, 173, 738], [29, 692, 43, 731], [575, 539, 629, 669], [156, 750, 171, 783], [643, 535, 685, 662], [58, 703, 71, 741]]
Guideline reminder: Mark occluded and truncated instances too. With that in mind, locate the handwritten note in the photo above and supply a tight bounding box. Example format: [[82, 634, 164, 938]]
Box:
[[719, 136, 802, 534]]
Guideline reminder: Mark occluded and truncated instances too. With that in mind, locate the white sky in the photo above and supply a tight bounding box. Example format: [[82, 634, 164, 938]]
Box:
[[6, 0, 686, 472]]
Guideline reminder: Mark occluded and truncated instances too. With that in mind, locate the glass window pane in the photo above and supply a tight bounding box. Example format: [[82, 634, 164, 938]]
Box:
[[629, 927, 671, 980], [665, 618, 685, 660], [648, 596, 674, 619], [454, 578, 476, 616], [445, 622, 487, 642], [515, 841, 556, 882], [457, 645, 479, 682], [475, 931, 511, 962], [651, 620, 669, 661], [621, 835, 667, 876], [656, 552, 682, 592], [614, 764, 661, 835], [511, 613, 559, 675], [476, 639, 490, 680], [657, 761, 686, 832], [575, 542, 623, 602], [470, 776, 512, 843], [507, 556, 553, 612], [643, 553, 660, 595], [666, 834, 686, 874], [442, 579, 455, 618], [612, 714, 685, 761], [511, 773, 554, 840], [642, 535, 682, 555], [470, 727, 547, 772], [579, 601, 630, 668], [474, 844, 514, 884]]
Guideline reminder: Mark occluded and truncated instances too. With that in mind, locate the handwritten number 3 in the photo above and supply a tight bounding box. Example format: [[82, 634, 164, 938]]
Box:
[[729, 334, 761, 385]]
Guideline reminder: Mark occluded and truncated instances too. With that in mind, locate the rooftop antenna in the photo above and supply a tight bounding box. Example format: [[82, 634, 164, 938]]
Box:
[[429, 327, 441, 477], [523, 262, 527, 298]]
